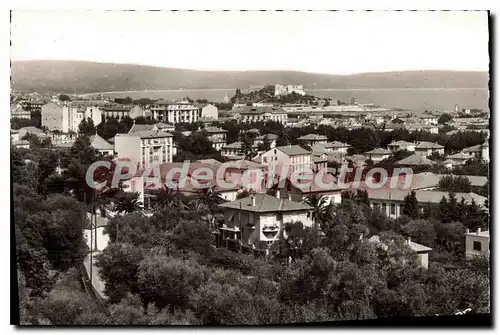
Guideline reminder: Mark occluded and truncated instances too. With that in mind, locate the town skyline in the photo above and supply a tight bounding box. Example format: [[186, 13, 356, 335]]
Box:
[[11, 10, 489, 75]]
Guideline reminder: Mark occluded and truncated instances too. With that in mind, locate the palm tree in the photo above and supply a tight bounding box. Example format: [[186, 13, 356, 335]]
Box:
[[303, 194, 329, 228], [196, 186, 225, 213], [113, 191, 143, 214], [150, 185, 184, 211]]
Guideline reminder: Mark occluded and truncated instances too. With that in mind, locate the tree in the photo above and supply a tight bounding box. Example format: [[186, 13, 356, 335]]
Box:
[[402, 219, 437, 248], [276, 130, 291, 147], [438, 175, 472, 193], [402, 191, 419, 219], [113, 191, 143, 214], [95, 243, 144, 303], [137, 255, 207, 310], [78, 117, 96, 136], [240, 133, 254, 159], [438, 114, 453, 125], [58, 94, 71, 102], [303, 194, 328, 227]]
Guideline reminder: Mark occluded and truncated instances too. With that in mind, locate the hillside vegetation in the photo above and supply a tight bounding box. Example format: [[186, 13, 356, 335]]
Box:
[[11, 60, 489, 93]]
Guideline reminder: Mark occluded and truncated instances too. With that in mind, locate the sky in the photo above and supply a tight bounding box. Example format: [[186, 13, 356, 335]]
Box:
[[10, 10, 489, 75]]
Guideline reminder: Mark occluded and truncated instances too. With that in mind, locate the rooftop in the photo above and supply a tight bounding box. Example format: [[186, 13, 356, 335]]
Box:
[[396, 153, 436, 166], [366, 189, 487, 207], [365, 148, 392, 155], [276, 145, 310, 156], [203, 126, 228, 133], [218, 193, 312, 213], [90, 135, 114, 151], [240, 106, 287, 115], [415, 141, 444, 150], [298, 134, 328, 141]]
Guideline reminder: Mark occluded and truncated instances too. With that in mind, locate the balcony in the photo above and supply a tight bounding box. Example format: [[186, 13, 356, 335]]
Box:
[[262, 224, 280, 238]]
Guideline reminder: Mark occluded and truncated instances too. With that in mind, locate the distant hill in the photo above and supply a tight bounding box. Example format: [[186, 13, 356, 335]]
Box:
[[11, 60, 489, 93]]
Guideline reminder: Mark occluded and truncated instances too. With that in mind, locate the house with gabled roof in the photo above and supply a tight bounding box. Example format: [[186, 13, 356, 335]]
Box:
[[218, 193, 313, 248], [364, 147, 392, 163], [461, 142, 489, 162], [388, 140, 416, 152], [414, 141, 445, 157], [368, 235, 432, 269]]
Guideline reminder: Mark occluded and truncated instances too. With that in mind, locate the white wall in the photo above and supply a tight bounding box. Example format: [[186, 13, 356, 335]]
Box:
[[115, 135, 142, 166], [201, 104, 218, 119], [465, 233, 490, 259]]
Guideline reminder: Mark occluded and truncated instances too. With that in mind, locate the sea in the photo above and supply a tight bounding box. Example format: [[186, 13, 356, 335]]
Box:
[[93, 88, 489, 112]]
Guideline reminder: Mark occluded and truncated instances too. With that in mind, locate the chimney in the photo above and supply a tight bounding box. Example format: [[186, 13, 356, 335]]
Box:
[[477, 228, 481, 235], [288, 194, 292, 201], [251, 195, 255, 207], [276, 189, 280, 199], [407, 237, 411, 244], [466, 228, 470, 234]]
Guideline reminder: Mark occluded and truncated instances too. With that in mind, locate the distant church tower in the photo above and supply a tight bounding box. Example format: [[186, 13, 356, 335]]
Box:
[[223, 92, 230, 103], [455, 104, 459, 113]]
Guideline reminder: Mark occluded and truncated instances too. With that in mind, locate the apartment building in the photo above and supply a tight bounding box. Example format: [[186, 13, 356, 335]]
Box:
[[297, 134, 328, 147], [115, 128, 173, 168], [260, 145, 312, 175], [101, 105, 145, 120], [41, 101, 102, 133], [11, 104, 31, 119], [20, 100, 44, 114], [202, 126, 228, 151], [238, 106, 288, 124], [149, 99, 200, 124]]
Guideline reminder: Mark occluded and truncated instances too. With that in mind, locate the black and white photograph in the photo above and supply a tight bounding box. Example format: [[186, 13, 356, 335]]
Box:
[[10, 9, 491, 326]]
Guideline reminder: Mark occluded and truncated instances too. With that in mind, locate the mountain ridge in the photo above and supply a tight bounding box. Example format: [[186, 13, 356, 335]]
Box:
[[11, 60, 489, 93]]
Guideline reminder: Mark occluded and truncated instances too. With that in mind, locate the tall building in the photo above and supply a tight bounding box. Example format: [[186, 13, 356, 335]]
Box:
[[115, 126, 173, 168], [41, 101, 102, 133], [149, 99, 200, 124]]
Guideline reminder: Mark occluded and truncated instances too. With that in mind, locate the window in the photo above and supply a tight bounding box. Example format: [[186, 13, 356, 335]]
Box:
[[473, 241, 482, 251], [390, 204, 396, 215], [382, 203, 387, 213], [400, 204, 404, 215], [277, 213, 283, 222]]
